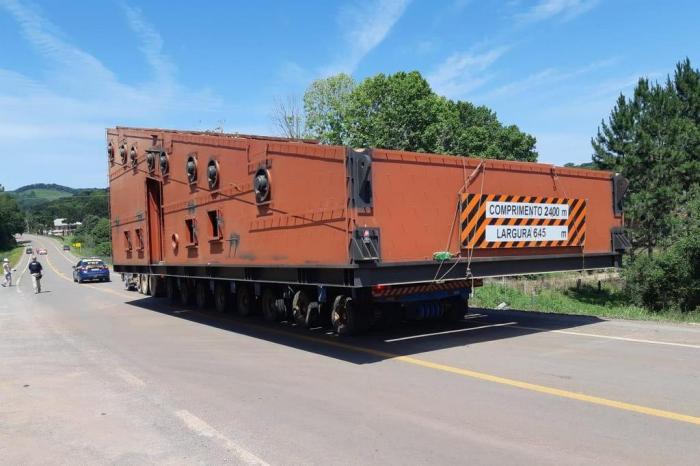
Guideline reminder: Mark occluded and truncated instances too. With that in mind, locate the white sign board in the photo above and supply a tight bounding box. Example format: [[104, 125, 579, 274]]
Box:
[[486, 201, 569, 220], [485, 225, 569, 242]]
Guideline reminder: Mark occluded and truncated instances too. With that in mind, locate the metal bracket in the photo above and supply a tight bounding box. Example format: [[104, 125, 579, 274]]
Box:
[[346, 148, 373, 209]]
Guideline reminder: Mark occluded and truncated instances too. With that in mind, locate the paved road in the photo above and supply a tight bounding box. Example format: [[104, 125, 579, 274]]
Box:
[[2, 234, 699, 465]]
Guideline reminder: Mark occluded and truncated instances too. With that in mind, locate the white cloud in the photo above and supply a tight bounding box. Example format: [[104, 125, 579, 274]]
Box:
[[321, 0, 411, 75], [481, 58, 616, 99], [427, 46, 509, 98], [0, 0, 220, 188], [517, 0, 599, 23]]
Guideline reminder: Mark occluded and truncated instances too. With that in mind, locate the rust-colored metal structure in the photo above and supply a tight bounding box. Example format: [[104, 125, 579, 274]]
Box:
[[107, 127, 628, 334]]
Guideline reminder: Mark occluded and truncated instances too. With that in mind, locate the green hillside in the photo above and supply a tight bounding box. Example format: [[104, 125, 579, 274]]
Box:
[[9, 184, 98, 209]]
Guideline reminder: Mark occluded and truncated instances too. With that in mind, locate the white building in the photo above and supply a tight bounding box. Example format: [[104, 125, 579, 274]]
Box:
[[51, 218, 82, 236]]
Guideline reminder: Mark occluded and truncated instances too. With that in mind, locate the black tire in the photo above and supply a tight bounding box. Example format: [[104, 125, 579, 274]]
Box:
[[261, 287, 279, 322], [331, 296, 358, 335], [178, 279, 194, 305], [213, 282, 230, 313], [292, 289, 312, 327], [150, 276, 165, 297], [195, 281, 212, 310], [236, 285, 254, 317], [442, 297, 466, 323], [166, 278, 178, 303]]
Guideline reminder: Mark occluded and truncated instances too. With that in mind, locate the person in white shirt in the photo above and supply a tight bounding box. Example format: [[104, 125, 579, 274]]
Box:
[[1, 258, 11, 287]]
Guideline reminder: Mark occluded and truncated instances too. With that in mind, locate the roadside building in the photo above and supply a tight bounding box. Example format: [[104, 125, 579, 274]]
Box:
[[51, 218, 81, 236]]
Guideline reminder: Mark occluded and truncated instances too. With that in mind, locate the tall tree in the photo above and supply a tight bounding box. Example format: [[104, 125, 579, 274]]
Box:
[[0, 193, 25, 249], [592, 58, 700, 254], [303, 73, 355, 145], [301, 71, 537, 161]]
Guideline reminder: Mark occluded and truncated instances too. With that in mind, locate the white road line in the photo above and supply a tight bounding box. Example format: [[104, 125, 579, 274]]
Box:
[[115, 368, 146, 387], [513, 325, 700, 350], [385, 322, 518, 343], [175, 409, 269, 465], [15, 252, 31, 293]]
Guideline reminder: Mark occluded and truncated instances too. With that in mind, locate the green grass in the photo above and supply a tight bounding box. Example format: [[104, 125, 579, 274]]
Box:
[[11, 188, 75, 209], [471, 282, 700, 324], [56, 235, 111, 264], [0, 245, 25, 269]]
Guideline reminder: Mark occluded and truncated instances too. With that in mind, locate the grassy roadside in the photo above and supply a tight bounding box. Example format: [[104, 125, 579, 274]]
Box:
[[0, 245, 25, 269], [471, 282, 700, 324], [54, 235, 111, 264]]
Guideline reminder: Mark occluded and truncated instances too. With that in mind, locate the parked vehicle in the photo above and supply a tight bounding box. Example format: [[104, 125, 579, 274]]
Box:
[[63, 245, 70, 251], [25, 247, 33, 255], [73, 258, 110, 283], [108, 127, 629, 334], [37, 248, 47, 255]]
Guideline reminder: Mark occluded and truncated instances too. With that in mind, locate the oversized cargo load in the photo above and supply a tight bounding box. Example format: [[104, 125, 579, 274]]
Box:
[[107, 127, 628, 333]]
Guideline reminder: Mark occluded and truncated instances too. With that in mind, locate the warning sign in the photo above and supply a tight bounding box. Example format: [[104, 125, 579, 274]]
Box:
[[460, 194, 587, 249]]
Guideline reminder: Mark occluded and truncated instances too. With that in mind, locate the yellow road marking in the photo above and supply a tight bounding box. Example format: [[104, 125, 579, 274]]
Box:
[[36, 238, 130, 299], [512, 325, 700, 350], [31, 239, 700, 427], [248, 324, 700, 426]]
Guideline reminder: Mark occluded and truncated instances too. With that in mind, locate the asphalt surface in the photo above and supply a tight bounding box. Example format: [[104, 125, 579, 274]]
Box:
[[1, 234, 700, 465]]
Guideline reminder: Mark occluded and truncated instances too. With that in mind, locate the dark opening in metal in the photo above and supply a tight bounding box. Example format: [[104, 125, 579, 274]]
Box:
[[130, 146, 138, 167], [254, 168, 271, 204], [119, 144, 127, 164], [207, 159, 219, 189], [186, 155, 197, 184], [107, 142, 114, 164], [159, 152, 169, 176]]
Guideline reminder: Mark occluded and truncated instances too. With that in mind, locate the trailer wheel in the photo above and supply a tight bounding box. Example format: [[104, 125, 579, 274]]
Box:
[[166, 277, 178, 303], [292, 290, 312, 327], [213, 282, 230, 313], [331, 296, 358, 335], [261, 288, 279, 322], [178, 279, 194, 305], [442, 297, 466, 323], [195, 281, 212, 310], [123, 274, 133, 291], [236, 285, 254, 317], [138, 274, 150, 295], [150, 276, 165, 297]]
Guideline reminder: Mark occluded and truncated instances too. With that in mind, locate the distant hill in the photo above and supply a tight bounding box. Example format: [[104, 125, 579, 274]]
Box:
[[9, 184, 106, 210]]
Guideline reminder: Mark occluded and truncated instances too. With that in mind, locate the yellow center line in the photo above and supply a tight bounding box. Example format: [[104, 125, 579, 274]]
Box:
[[32, 235, 700, 427], [35, 238, 131, 299]]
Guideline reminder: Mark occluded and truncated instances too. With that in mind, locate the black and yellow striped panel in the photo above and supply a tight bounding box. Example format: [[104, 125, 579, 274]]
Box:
[[459, 194, 587, 249]]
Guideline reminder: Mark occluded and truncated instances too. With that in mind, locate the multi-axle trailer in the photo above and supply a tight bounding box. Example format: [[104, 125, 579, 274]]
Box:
[[108, 127, 629, 334]]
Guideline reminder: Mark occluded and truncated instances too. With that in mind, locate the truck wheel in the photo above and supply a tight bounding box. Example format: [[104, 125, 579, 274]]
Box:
[[292, 290, 312, 327], [261, 287, 279, 322], [442, 297, 466, 323], [139, 274, 150, 295], [195, 281, 212, 310], [166, 278, 178, 303], [179, 279, 194, 305], [150, 276, 165, 297], [236, 285, 254, 317], [213, 282, 230, 313], [331, 296, 358, 335], [123, 274, 132, 291]]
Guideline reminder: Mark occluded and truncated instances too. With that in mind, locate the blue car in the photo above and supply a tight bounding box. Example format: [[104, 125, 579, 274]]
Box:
[[73, 258, 110, 283]]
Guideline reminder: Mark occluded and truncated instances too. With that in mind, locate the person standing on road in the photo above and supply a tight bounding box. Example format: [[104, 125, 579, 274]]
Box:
[[28, 256, 43, 294], [1, 258, 11, 287]]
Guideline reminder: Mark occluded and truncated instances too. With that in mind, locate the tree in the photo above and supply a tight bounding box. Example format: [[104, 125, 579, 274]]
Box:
[[302, 71, 538, 161], [592, 59, 700, 255], [303, 73, 355, 144], [594, 58, 700, 312], [271, 95, 305, 139], [0, 193, 25, 249]]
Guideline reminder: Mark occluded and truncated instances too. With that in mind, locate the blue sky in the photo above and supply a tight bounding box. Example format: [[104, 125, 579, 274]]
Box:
[[0, 0, 697, 189]]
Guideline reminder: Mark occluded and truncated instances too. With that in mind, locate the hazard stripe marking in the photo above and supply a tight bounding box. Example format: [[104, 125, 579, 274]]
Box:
[[460, 193, 587, 249]]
